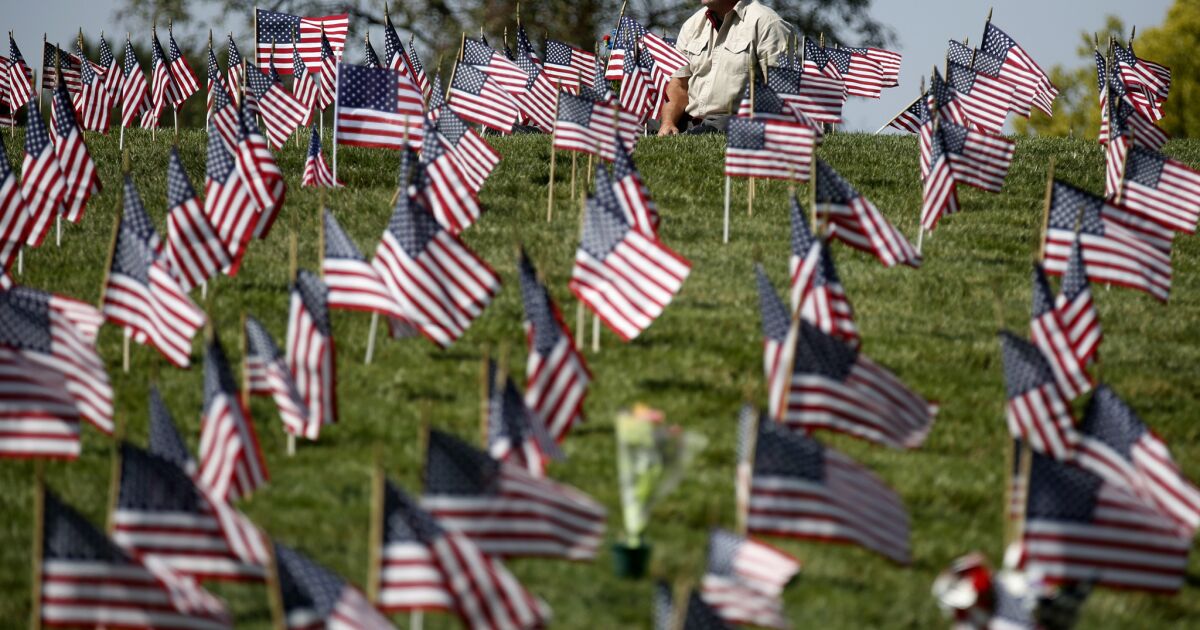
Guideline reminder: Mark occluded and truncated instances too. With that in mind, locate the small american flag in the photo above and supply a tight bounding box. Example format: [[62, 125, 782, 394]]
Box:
[[803, 38, 844, 86], [813, 159, 921, 268], [322, 209, 401, 319], [618, 44, 655, 123], [1030, 263, 1091, 400], [0, 346, 83, 460], [334, 62, 424, 151], [553, 91, 641, 161], [726, 117, 816, 182], [825, 45, 885, 99], [370, 171, 501, 347], [743, 412, 911, 564], [948, 39, 1035, 118], [113, 443, 269, 581], [198, 331, 269, 502], [580, 51, 613, 103], [463, 37, 529, 95], [50, 78, 100, 225], [941, 117, 1015, 193], [429, 105, 500, 193], [148, 33, 176, 124], [999, 330, 1079, 461], [544, 40, 594, 91], [384, 13, 414, 78], [422, 429, 606, 559], [244, 314, 308, 437], [1055, 238, 1101, 368], [841, 45, 902, 87], [1119, 145, 1200, 235], [610, 136, 660, 236], [301, 125, 341, 188], [226, 34, 244, 104], [486, 359, 564, 477], [20, 98, 65, 248], [760, 65, 844, 124], [165, 147, 228, 292], [102, 176, 205, 369], [883, 92, 928, 135], [234, 98, 286, 234], [378, 480, 550, 627], [148, 385, 196, 474], [512, 51, 560, 132], [6, 36, 33, 109], [516, 23, 539, 63], [120, 37, 150, 129], [700, 529, 800, 629], [256, 8, 348, 74], [204, 125, 256, 275], [1041, 180, 1172, 302], [407, 39, 431, 100], [362, 34, 382, 68], [41, 42, 84, 94], [314, 31, 337, 110], [0, 137, 30, 272], [943, 60, 1016, 134], [981, 23, 1058, 115], [417, 119, 483, 233], [167, 28, 199, 103], [274, 542, 395, 629], [290, 44, 318, 114], [789, 197, 858, 348], [756, 266, 793, 422], [448, 62, 521, 134], [609, 17, 687, 85], [287, 270, 337, 441], [517, 250, 589, 443], [736, 74, 823, 130], [1022, 449, 1191, 592], [245, 60, 308, 146], [39, 489, 232, 629], [74, 42, 112, 132], [206, 43, 226, 114], [920, 122, 961, 232], [569, 186, 690, 342], [1114, 41, 1169, 103]]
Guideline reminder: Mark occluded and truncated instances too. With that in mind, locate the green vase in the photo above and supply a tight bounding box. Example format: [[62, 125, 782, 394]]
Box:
[[611, 541, 652, 579]]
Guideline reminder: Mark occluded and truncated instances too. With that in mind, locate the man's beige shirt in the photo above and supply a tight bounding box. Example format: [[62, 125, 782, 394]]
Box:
[[673, 0, 791, 119]]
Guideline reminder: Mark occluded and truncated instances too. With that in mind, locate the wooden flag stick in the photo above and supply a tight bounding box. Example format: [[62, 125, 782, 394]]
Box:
[[1037, 158, 1057, 261], [546, 140, 558, 222], [286, 232, 298, 456], [735, 409, 760, 536], [722, 176, 732, 244], [479, 346, 492, 448], [366, 445, 384, 603], [592, 313, 600, 353], [575, 301, 585, 350], [264, 543, 287, 630], [746, 48, 756, 218], [364, 313, 380, 365], [30, 459, 46, 630], [570, 152, 577, 201], [104, 413, 127, 535]]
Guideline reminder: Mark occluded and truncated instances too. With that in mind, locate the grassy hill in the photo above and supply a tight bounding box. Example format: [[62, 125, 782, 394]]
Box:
[[1, 128, 1199, 629]]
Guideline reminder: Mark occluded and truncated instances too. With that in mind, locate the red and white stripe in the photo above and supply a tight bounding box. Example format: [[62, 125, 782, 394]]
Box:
[[448, 65, 521, 134], [419, 153, 483, 235], [204, 135, 257, 276], [234, 112, 286, 220], [725, 119, 816, 182], [50, 90, 100, 225], [103, 261, 205, 369], [256, 12, 349, 73], [920, 157, 960, 232], [514, 70, 559, 133], [0, 348, 81, 460], [333, 65, 424, 151], [166, 197, 229, 293], [1120, 152, 1200, 235], [198, 385, 268, 503], [0, 158, 29, 272], [285, 282, 336, 441], [552, 96, 641, 161], [790, 245, 858, 348], [1043, 221, 1172, 303], [1006, 382, 1077, 461], [1031, 300, 1091, 400]]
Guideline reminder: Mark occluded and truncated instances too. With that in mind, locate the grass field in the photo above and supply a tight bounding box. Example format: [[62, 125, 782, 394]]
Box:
[[1, 127, 1199, 628]]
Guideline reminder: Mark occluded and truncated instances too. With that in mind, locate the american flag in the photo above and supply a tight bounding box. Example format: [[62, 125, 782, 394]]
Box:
[[775, 319, 936, 449], [245, 61, 307, 146], [429, 105, 500, 193], [1055, 238, 1101, 368], [102, 176, 205, 369], [50, 78, 100, 225], [1041, 180, 1172, 302], [608, 17, 687, 84], [120, 38, 150, 129], [1119, 146, 1200, 235], [580, 52, 613, 103], [448, 62, 521, 134], [417, 119, 483, 234], [736, 76, 819, 129], [813, 159, 921, 268], [321, 209, 401, 318], [981, 23, 1058, 115], [334, 62, 424, 151], [700, 529, 800, 629], [370, 172, 501, 347], [1114, 41, 1169, 102], [274, 542, 395, 630], [384, 13, 414, 78], [1022, 449, 1191, 592], [301, 125, 341, 188], [517, 249, 589, 443], [1128, 41, 1171, 93], [148, 385, 196, 474], [363, 34, 382, 68], [738, 70, 835, 128], [947, 39, 1034, 118], [6, 36, 33, 109], [767, 65, 845, 124], [148, 33, 176, 124], [0, 136, 30, 272], [725, 117, 816, 182], [462, 37, 529, 95], [1101, 90, 1168, 196], [803, 38, 844, 87], [206, 43, 227, 114], [314, 31, 337, 111], [680, 589, 734, 630], [789, 197, 858, 348], [999, 330, 1079, 461], [225, 34, 243, 104], [287, 270, 336, 441], [841, 45, 902, 87], [553, 91, 641, 161], [943, 60, 1017, 133], [407, 38, 431, 100], [0, 346, 83, 459], [38, 489, 232, 630], [1030, 264, 1091, 400], [378, 480, 550, 627], [486, 359, 564, 477], [569, 187, 690, 342], [883, 93, 928, 134], [204, 125, 256, 275], [167, 28, 199, 103], [165, 147, 228, 292], [98, 33, 122, 95], [256, 9, 348, 74], [516, 23, 539, 63], [198, 332, 269, 502], [941, 117, 1014, 193], [920, 123, 962, 233], [20, 98, 65, 248], [422, 429, 605, 559], [512, 51, 560, 133], [743, 412, 911, 564], [244, 314, 308, 437], [41, 42, 84, 94], [113, 442, 269, 581], [290, 45, 318, 115], [544, 40, 594, 91], [825, 45, 885, 99], [618, 44, 656, 123], [610, 136, 660, 236], [234, 98, 286, 235], [74, 42, 112, 132], [755, 266, 794, 422]]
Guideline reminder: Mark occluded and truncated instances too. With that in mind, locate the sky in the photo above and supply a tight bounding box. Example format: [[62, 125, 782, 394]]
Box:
[[7, 0, 1175, 132]]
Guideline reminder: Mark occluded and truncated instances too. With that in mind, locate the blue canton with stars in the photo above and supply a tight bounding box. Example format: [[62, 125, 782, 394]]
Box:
[[337, 63, 397, 112], [998, 331, 1057, 398], [425, 429, 503, 496]]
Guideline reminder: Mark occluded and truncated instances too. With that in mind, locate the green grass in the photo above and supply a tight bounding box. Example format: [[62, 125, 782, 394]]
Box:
[[1, 128, 1199, 628]]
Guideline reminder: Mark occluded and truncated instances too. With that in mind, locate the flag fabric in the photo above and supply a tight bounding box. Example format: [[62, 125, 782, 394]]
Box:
[[544, 40, 595, 92], [334, 62, 424, 150], [553, 91, 641, 161], [825, 45, 886, 99], [301, 124, 341, 188], [148, 33, 176, 124], [377, 480, 550, 627], [113, 442, 269, 581], [883, 93, 928, 134], [1118, 145, 1200, 235], [920, 122, 962, 233], [38, 489, 232, 630], [198, 332, 269, 502], [610, 137, 660, 236], [512, 50, 560, 132], [167, 28, 199, 103], [416, 118, 484, 234], [206, 43, 223, 113], [802, 38, 845, 86], [234, 98, 286, 236], [244, 61, 307, 146], [813, 159, 921, 268], [255, 9, 349, 73], [999, 330, 1079, 461], [429, 105, 500, 193], [50, 79, 100, 225], [448, 62, 521, 134], [743, 411, 911, 564], [618, 44, 656, 123], [934, 114, 1015, 193], [244, 314, 308, 437], [700, 529, 800, 629], [943, 60, 1017, 133], [775, 319, 936, 449], [287, 270, 336, 441], [756, 266, 795, 422], [517, 250, 589, 443], [20, 98, 65, 247], [1055, 238, 1101, 368], [321, 209, 402, 319], [736, 77, 821, 130], [75, 42, 112, 132], [725, 117, 816, 182], [0, 136, 29, 272], [1114, 42, 1169, 102], [383, 13, 414, 78], [1076, 385, 1200, 537], [101, 176, 205, 369], [981, 23, 1058, 115], [290, 44, 318, 115], [609, 16, 688, 84], [370, 172, 501, 347], [462, 37, 529, 96], [485, 359, 564, 477], [407, 39, 431, 100], [1022, 449, 1191, 592], [226, 35, 244, 104], [363, 35, 383, 68], [5, 36, 33, 109], [274, 542, 396, 630], [203, 125, 256, 275], [789, 197, 858, 348], [0, 345, 83, 459], [569, 185, 690, 342], [422, 429, 605, 559], [1030, 264, 1091, 400], [147, 385, 196, 474], [947, 39, 1034, 118], [516, 23, 539, 63], [1041, 180, 1172, 302], [41, 42, 84, 94], [314, 31, 337, 111], [165, 147, 228, 292], [120, 38, 150, 129], [753, 66, 844, 125], [842, 46, 901, 87]]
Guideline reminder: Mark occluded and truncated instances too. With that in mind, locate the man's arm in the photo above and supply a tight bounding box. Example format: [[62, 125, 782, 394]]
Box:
[[658, 76, 690, 136]]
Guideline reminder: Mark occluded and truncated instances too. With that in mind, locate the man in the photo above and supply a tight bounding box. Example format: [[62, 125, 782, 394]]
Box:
[[658, 0, 791, 135]]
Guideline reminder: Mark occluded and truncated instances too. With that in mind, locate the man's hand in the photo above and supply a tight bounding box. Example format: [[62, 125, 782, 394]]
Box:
[[658, 76, 689, 137], [658, 121, 681, 136]]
